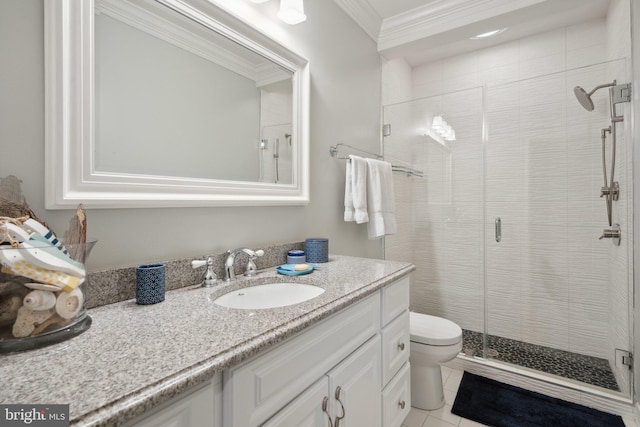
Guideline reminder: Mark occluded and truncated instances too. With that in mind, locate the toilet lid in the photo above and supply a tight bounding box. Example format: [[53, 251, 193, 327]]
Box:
[[410, 312, 462, 346]]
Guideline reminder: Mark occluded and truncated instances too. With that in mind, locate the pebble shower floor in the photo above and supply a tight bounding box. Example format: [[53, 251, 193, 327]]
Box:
[[461, 330, 619, 391]]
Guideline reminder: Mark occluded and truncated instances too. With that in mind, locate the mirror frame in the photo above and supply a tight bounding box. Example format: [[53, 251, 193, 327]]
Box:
[[44, 0, 310, 209]]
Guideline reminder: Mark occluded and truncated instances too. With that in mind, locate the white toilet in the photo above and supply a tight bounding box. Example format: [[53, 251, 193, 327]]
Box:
[[409, 311, 463, 410]]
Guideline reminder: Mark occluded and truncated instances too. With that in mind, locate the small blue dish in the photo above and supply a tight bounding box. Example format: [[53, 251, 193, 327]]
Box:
[[276, 264, 315, 276]]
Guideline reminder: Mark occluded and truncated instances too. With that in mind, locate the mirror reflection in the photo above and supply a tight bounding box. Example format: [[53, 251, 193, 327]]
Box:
[[94, 0, 294, 184]]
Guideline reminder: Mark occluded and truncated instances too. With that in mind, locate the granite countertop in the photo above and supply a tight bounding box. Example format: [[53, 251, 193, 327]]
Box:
[[0, 255, 414, 427]]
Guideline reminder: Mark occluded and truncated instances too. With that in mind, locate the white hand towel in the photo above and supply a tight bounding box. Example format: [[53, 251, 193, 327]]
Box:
[[344, 159, 355, 221], [365, 158, 396, 239], [345, 155, 369, 224]]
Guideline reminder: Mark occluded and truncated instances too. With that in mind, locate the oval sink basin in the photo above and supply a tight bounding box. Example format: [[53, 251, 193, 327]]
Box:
[[214, 282, 325, 309]]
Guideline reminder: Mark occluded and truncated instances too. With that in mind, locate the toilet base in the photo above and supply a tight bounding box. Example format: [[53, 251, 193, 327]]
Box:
[[411, 365, 445, 410]]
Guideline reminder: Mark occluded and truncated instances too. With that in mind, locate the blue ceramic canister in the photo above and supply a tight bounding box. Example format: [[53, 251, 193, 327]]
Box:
[[305, 238, 328, 263], [136, 263, 166, 305]]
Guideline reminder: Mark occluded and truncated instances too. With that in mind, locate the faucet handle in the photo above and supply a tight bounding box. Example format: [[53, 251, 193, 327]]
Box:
[[191, 257, 218, 287], [191, 260, 207, 269], [244, 249, 264, 277]]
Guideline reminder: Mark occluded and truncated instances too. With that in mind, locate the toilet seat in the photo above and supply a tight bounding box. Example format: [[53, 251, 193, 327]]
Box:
[[410, 312, 462, 346]]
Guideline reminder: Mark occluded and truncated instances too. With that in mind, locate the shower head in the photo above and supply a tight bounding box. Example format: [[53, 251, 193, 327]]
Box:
[[573, 81, 617, 112], [573, 86, 595, 111]]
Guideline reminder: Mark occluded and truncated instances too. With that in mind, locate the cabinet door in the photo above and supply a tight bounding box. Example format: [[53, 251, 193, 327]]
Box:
[[328, 335, 382, 427], [224, 294, 380, 427], [125, 375, 220, 427], [262, 377, 331, 427]]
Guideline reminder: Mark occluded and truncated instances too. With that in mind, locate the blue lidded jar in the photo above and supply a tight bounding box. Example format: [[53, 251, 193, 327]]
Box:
[[305, 238, 329, 263], [287, 250, 306, 264]]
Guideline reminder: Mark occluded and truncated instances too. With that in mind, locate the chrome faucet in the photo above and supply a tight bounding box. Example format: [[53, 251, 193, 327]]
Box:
[[224, 248, 264, 281]]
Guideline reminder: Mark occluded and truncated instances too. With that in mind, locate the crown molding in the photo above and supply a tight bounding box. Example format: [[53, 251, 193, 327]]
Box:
[[333, 0, 382, 42], [378, 0, 545, 52]]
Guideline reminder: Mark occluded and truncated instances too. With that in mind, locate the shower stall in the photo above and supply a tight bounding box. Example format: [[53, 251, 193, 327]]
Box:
[[384, 47, 633, 400], [259, 123, 293, 184]]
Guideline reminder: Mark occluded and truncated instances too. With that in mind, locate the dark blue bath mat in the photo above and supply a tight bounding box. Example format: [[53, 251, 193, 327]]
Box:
[[451, 372, 626, 427]]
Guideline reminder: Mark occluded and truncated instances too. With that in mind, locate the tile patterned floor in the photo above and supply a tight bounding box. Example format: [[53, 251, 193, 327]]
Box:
[[461, 330, 619, 391], [401, 366, 639, 427]]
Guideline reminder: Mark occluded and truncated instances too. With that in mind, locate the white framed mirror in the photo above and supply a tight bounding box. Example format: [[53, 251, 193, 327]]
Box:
[[45, 0, 309, 208]]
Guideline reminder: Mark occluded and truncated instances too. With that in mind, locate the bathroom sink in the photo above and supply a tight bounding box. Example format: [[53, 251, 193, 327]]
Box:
[[214, 282, 325, 309]]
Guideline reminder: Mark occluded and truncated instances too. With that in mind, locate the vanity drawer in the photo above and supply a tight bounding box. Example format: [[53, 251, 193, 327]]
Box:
[[381, 276, 410, 326], [223, 293, 380, 427], [381, 310, 410, 385], [382, 362, 411, 427]]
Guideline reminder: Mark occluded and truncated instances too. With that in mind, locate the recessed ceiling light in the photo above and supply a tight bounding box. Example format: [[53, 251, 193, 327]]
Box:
[[470, 28, 507, 40]]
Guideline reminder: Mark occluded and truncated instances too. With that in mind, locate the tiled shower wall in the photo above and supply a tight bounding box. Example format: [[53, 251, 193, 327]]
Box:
[[384, 0, 632, 393]]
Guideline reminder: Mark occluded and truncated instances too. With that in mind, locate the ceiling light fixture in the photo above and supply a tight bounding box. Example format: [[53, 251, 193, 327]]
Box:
[[250, 0, 270, 3], [278, 0, 307, 25], [470, 28, 507, 40]]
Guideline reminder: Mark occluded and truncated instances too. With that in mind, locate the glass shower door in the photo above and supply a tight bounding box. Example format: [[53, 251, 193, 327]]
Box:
[[483, 59, 633, 397]]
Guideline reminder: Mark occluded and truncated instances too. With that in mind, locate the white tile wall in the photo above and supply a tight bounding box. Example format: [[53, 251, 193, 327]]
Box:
[[383, 0, 633, 395], [603, 1, 633, 390]]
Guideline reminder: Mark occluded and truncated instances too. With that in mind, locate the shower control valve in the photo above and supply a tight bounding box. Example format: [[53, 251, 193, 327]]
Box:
[[599, 224, 621, 246]]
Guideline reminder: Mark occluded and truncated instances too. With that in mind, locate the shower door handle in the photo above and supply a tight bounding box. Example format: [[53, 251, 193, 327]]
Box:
[[495, 217, 502, 242]]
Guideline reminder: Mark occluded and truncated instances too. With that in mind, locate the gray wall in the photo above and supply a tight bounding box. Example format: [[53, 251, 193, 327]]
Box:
[[0, 0, 383, 270], [95, 12, 262, 181]]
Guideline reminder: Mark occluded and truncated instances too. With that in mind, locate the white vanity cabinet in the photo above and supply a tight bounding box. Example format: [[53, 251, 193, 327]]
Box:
[[261, 376, 330, 427], [123, 276, 411, 427], [223, 275, 411, 427], [380, 277, 411, 427], [124, 374, 222, 427], [264, 335, 381, 427]]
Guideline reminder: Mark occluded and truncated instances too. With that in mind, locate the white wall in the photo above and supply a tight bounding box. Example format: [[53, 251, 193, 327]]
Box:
[[0, 0, 383, 269], [605, 0, 634, 396]]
